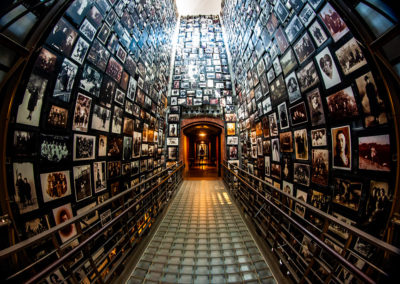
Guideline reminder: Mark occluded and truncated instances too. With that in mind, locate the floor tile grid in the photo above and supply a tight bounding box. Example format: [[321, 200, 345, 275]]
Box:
[[128, 180, 276, 283]]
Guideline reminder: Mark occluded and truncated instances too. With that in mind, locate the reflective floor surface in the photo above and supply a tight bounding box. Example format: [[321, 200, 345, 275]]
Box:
[[127, 179, 277, 283]]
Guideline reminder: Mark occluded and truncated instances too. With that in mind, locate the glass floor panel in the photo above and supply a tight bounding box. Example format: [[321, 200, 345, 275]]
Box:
[[127, 180, 276, 283]]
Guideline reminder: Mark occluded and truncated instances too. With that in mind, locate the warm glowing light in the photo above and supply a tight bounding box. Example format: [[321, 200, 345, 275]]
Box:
[[199, 133, 206, 137]]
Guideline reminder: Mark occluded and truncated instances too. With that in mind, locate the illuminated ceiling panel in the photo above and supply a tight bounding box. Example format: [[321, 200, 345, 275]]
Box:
[[176, 0, 221, 16]]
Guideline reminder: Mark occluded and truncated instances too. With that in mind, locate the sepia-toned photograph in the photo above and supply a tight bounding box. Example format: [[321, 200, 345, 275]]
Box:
[[91, 104, 111, 132], [271, 163, 281, 180], [335, 37, 367, 76], [280, 48, 298, 76], [227, 136, 239, 145], [269, 112, 279, 137], [326, 86, 359, 120], [315, 47, 341, 89], [312, 149, 329, 186], [53, 58, 78, 102], [93, 161, 106, 193], [278, 102, 289, 129], [329, 212, 355, 239], [72, 93, 91, 132], [23, 215, 49, 239], [284, 72, 301, 104], [306, 88, 326, 126], [294, 128, 309, 160], [227, 122, 236, 136], [270, 75, 288, 107], [40, 170, 71, 203], [290, 102, 308, 126], [47, 105, 68, 128], [107, 136, 122, 157], [132, 131, 141, 158], [53, 203, 77, 243], [331, 125, 352, 170], [294, 163, 310, 186], [311, 128, 327, 147], [34, 47, 57, 74], [40, 134, 70, 163], [12, 162, 39, 214], [169, 123, 178, 137], [98, 135, 107, 157], [296, 61, 319, 93], [123, 136, 132, 160], [16, 74, 47, 127], [280, 132, 293, 153], [358, 134, 391, 172], [355, 71, 387, 127], [73, 164, 92, 202], [333, 177, 362, 211], [168, 147, 178, 160], [319, 2, 349, 42], [295, 189, 308, 218], [73, 134, 95, 161], [293, 32, 315, 65], [111, 105, 123, 134], [308, 20, 328, 47], [107, 161, 121, 179]]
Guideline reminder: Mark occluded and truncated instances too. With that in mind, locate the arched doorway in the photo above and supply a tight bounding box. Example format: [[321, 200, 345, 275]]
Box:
[[180, 118, 225, 178]]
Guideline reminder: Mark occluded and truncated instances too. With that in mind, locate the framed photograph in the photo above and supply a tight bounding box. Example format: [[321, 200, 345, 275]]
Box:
[[13, 130, 36, 157], [227, 122, 236, 136], [315, 46, 341, 89], [86, 5, 103, 28], [326, 86, 359, 120], [111, 105, 123, 134], [311, 149, 329, 186], [311, 128, 327, 147], [166, 137, 179, 146], [278, 102, 289, 129], [328, 212, 356, 239], [79, 64, 102, 97], [280, 48, 298, 77], [168, 147, 178, 160], [73, 164, 92, 202], [116, 44, 127, 63], [331, 125, 352, 170], [99, 76, 115, 108], [262, 96, 272, 114], [169, 123, 178, 137], [265, 156, 271, 176], [98, 135, 107, 157], [270, 75, 288, 106], [227, 136, 239, 145], [296, 61, 319, 93], [123, 136, 132, 160], [53, 203, 77, 243], [288, 0, 306, 13], [274, 0, 289, 23], [106, 57, 123, 82], [114, 88, 125, 106], [91, 104, 111, 132], [299, 3, 316, 27], [280, 132, 293, 153], [47, 18, 78, 56], [306, 88, 325, 126], [40, 134, 70, 163], [229, 146, 238, 160], [358, 134, 391, 172], [275, 27, 289, 54], [295, 189, 308, 218], [40, 170, 71, 203], [72, 93, 91, 132], [293, 32, 315, 66], [271, 163, 281, 180], [282, 156, 293, 180], [73, 134, 95, 161], [335, 37, 367, 76], [23, 215, 49, 239], [47, 105, 68, 129], [53, 58, 78, 102], [284, 71, 301, 104], [132, 131, 142, 158], [93, 161, 106, 193], [268, 112, 279, 137], [34, 47, 58, 74], [273, 57, 283, 76], [289, 102, 308, 126], [309, 20, 328, 47], [100, 209, 112, 227], [285, 15, 304, 43], [16, 74, 47, 127], [79, 19, 97, 42], [355, 72, 387, 127], [294, 128, 309, 160], [319, 2, 349, 42], [107, 136, 122, 157], [107, 161, 121, 179], [271, 138, 280, 162], [294, 163, 310, 186], [333, 177, 362, 210], [12, 163, 39, 214]]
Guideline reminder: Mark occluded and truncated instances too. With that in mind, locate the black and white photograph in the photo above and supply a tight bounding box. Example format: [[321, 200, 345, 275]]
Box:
[[270, 75, 288, 106], [168, 147, 178, 160], [285, 15, 304, 43], [315, 47, 341, 89], [23, 215, 49, 239], [312, 149, 329, 186], [47, 17, 78, 56], [111, 105, 123, 134], [355, 72, 387, 127], [91, 104, 111, 132], [335, 37, 367, 76], [319, 2, 349, 42], [47, 105, 68, 128], [299, 3, 316, 27], [275, 27, 289, 54], [53, 58, 78, 102], [333, 177, 362, 210], [288, 0, 306, 13], [269, 112, 279, 137], [123, 136, 132, 160], [73, 134, 95, 161], [271, 138, 280, 162], [40, 170, 71, 203], [106, 57, 123, 83], [107, 161, 121, 179], [167, 137, 179, 146], [127, 76, 137, 101], [168, 114, 180, 122], [97, 23, 111, 44], [265, 156, 271, 176], [12, 162, 39, 214], [267, 68, 275, 83], [294, 128, 309, 160], [86, 39, 110, 72], [65, 0, 90, 25], [278, 102, 289, 129], [79, 64, 102, 97], [227, 136, 239, 145], [365, 180, 392, 233], [79, 19, 97, 42], [274, 0, 289, 24], [99, 76, 115, 108], [98, 135, 107, 157], [262, 96, 272, 114], [16, 74, 47, 127], [326, 86, 359, 120], [296, 61, 320, 93], [295, 189, 308, 218], [309, 20, 328, 47], [358, 134, 391, 172], [306, 88, 326, 126], [71, 37, 89, 65], [273, 57, 283, 76], [294, 32, 315, 65], [34, 47, 57, 74], [114, 88, 125, 106], [169, 123, 178, 137], [87, 5, 103, 28], [116, 44, 127, 63], [73, 164, 92, 202], [100, 209, 112, 227], [93, 161, 106, 193], [331, 125, 352, 170], [13, 131, 36, 157], [311, 128, 327, 147], [271, 163, 281, 180], [72, 93, 92, 132], [354, 237, 375, 259], [52, 203, 77, 243], [329, 212, 356, 240], [294, 163, 310, 186], [290, 102, 308, 126], [40, 134, 70, 163], [132, 131, 141, 158], [285, 71, 302, 103]]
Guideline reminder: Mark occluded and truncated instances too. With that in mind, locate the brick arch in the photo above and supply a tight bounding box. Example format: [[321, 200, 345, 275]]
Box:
[[179, 117, 225, 175]]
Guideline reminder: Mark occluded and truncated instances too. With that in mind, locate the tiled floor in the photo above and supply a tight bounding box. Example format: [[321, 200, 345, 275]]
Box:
[[127, 179, 277, 283]]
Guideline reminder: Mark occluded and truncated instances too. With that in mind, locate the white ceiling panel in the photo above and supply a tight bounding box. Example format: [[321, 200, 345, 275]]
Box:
[[176, 0, 221, 16]]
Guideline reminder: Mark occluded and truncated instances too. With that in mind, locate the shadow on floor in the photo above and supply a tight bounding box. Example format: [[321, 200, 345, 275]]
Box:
[[184, 166, 220, 180]]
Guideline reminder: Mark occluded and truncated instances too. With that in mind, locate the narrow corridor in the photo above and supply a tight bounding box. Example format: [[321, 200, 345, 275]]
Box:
[[127, 180, 277, 283]]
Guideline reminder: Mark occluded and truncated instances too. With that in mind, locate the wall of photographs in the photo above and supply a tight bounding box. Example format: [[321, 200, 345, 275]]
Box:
[[6, 0, 177, 264], [222, 0, 397, 243], [168, 15, 238, 162]]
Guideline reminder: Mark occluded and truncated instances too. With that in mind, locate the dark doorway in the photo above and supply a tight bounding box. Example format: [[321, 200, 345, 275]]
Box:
[[182, 124, 222, 179]]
